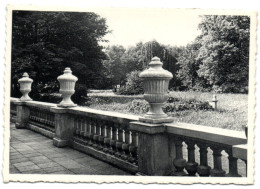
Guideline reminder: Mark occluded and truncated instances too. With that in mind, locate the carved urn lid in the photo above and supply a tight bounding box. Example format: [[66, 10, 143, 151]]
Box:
[[57, 67, 78, 82], [18, 72, 33, 83], [139, 57, 173, 79]]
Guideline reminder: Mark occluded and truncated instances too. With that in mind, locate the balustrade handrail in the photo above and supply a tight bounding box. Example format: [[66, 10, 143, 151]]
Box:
[[10, 97, 19, 102], [165, 122, 247, 146], [66, 106, 139, 127]]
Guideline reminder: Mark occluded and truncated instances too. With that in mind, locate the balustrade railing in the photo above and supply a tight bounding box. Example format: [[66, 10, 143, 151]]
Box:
[[10, 98, 18, 122], [166, 122, 247, 177], [25, 101, 56, 138], [10, 97, 247, 177], [68, 107, 139, 173]]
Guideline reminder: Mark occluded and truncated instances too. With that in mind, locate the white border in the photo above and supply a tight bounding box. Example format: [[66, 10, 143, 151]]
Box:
[[1, 1, 259, 187]]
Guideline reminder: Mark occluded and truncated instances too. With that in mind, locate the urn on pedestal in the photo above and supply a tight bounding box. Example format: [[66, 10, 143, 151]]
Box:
[[139, 56, 173, 123], [18, 72, 33, 101], [57, 67, 78, 107]]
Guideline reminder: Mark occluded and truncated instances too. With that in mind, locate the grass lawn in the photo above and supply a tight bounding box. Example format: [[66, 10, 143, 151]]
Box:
[[87, 90, 248, 131], [87, 90, 248, 176]]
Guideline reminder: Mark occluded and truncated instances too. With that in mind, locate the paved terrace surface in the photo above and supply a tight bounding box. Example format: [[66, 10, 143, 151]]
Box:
[[9, 123, 132, 175]]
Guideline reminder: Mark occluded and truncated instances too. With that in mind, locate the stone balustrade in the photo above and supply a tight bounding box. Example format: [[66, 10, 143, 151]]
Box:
[[10, 97, 18, 122], [165, 122, 247, 177], [10, 97, 248, 176], [9, 62, 248, 177]]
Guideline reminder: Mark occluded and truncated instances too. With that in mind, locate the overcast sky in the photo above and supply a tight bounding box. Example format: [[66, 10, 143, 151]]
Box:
[[96, 9, 202, 48]]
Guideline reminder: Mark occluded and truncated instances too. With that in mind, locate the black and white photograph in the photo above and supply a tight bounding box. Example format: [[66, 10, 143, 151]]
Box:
[[1, 3, 257, 185]]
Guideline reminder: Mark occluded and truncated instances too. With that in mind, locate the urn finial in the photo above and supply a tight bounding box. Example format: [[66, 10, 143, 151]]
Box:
[[139, 57, 173, 124], [57, 67, 78, 108], [18, 72, 33, 101]]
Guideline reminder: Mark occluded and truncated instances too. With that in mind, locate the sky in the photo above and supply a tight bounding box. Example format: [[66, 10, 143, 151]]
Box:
[[96, 9, 202, 48]]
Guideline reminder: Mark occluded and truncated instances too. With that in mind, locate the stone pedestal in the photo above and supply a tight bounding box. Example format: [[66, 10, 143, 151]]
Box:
[[51, 107, 74, 147], [14, 101, 30, 129], [130, 121, 173, 176]]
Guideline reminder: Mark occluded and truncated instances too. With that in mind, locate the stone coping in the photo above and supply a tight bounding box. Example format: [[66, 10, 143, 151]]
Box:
[[67, 106, 139, 126], [165, 122, 247, 146], [10, 97, 19, 102], [26, 101, 57, 109]]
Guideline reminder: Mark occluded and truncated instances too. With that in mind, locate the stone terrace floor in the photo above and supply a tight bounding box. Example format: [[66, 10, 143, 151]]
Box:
[[9, 122, 132, 175]]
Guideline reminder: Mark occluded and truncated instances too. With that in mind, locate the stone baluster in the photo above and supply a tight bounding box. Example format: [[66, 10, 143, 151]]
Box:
[[88, 119, 95, 146], [122, 129, 131, 161], [83, 118, 90, 145], [129, 131, 138, 164], [172, 137, 187, 176], [45, 111, 49, 124], [92, 119, 99, 149], [197, 143, 211, 176], [50, 113, 55, 128], [74, 118, 80, 136], [109, 124, 117, 155], [38, 108, 42, 122], [226, 149, 241, 177], [35, 107, 39, 122], [98, 121, 106, 150], [79, 118, 85, 139], [115, 126, 123, 158], [185, 140, 198, 176], [45, 110, 48, 124], [30, 107, 35, 121], [103, 122, 112, 153], [210, 147, 226, 177]]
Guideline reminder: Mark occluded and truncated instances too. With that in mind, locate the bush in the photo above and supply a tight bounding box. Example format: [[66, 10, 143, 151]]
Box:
[[116, 70, 144, 95], [126, 98, 213, 114], [71, 83, 89, 105], [127, 100, 149, 114]]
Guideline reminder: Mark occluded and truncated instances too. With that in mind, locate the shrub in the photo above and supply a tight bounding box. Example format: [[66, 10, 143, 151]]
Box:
[[71, 83, 89, 105], [116, 70, 144, 95], [127, 100, 149, 114], [126, 98, 213, 114]]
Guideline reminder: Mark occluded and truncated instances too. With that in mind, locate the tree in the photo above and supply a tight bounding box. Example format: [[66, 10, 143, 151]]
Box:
[[103, 45, 126, 85], [11, 11, 109, 103], [116, 70, 144, 95], [140, 41, 180, 89], [196, 15, 250, 93]]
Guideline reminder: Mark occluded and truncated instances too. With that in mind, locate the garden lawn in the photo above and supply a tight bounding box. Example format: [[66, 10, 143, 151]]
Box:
[[87, 91, 248, 131]]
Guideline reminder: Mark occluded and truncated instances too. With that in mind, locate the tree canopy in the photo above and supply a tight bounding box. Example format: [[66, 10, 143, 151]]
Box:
[[11, 11, 110, 102], [176, 15, 250, 93], [11, 13, 250, 100]]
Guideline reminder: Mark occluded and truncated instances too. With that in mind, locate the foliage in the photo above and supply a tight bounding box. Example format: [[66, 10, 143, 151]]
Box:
[[89, 91, 247, 130], [71, 84, 89, 105], [126, 98, 213, 114], [196, 15, 250, 93], [103, 41, 182, 89], [11, 11, 109, 101], [116, 71, 144, 95], [140, 41, 181, 89]]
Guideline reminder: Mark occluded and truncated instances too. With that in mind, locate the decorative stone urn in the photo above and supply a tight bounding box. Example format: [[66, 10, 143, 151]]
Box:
[[57, 67, 78, 107], [139, 56, 173, 123], [18, 72, 33, 101]]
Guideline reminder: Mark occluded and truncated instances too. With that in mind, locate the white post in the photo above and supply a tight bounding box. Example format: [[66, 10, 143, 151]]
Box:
[[210, 95, 218, 110]]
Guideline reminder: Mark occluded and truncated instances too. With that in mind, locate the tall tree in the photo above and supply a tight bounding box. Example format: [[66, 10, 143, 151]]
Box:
[[196, 15, 250, 93], [11, 11, 109, 101]]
